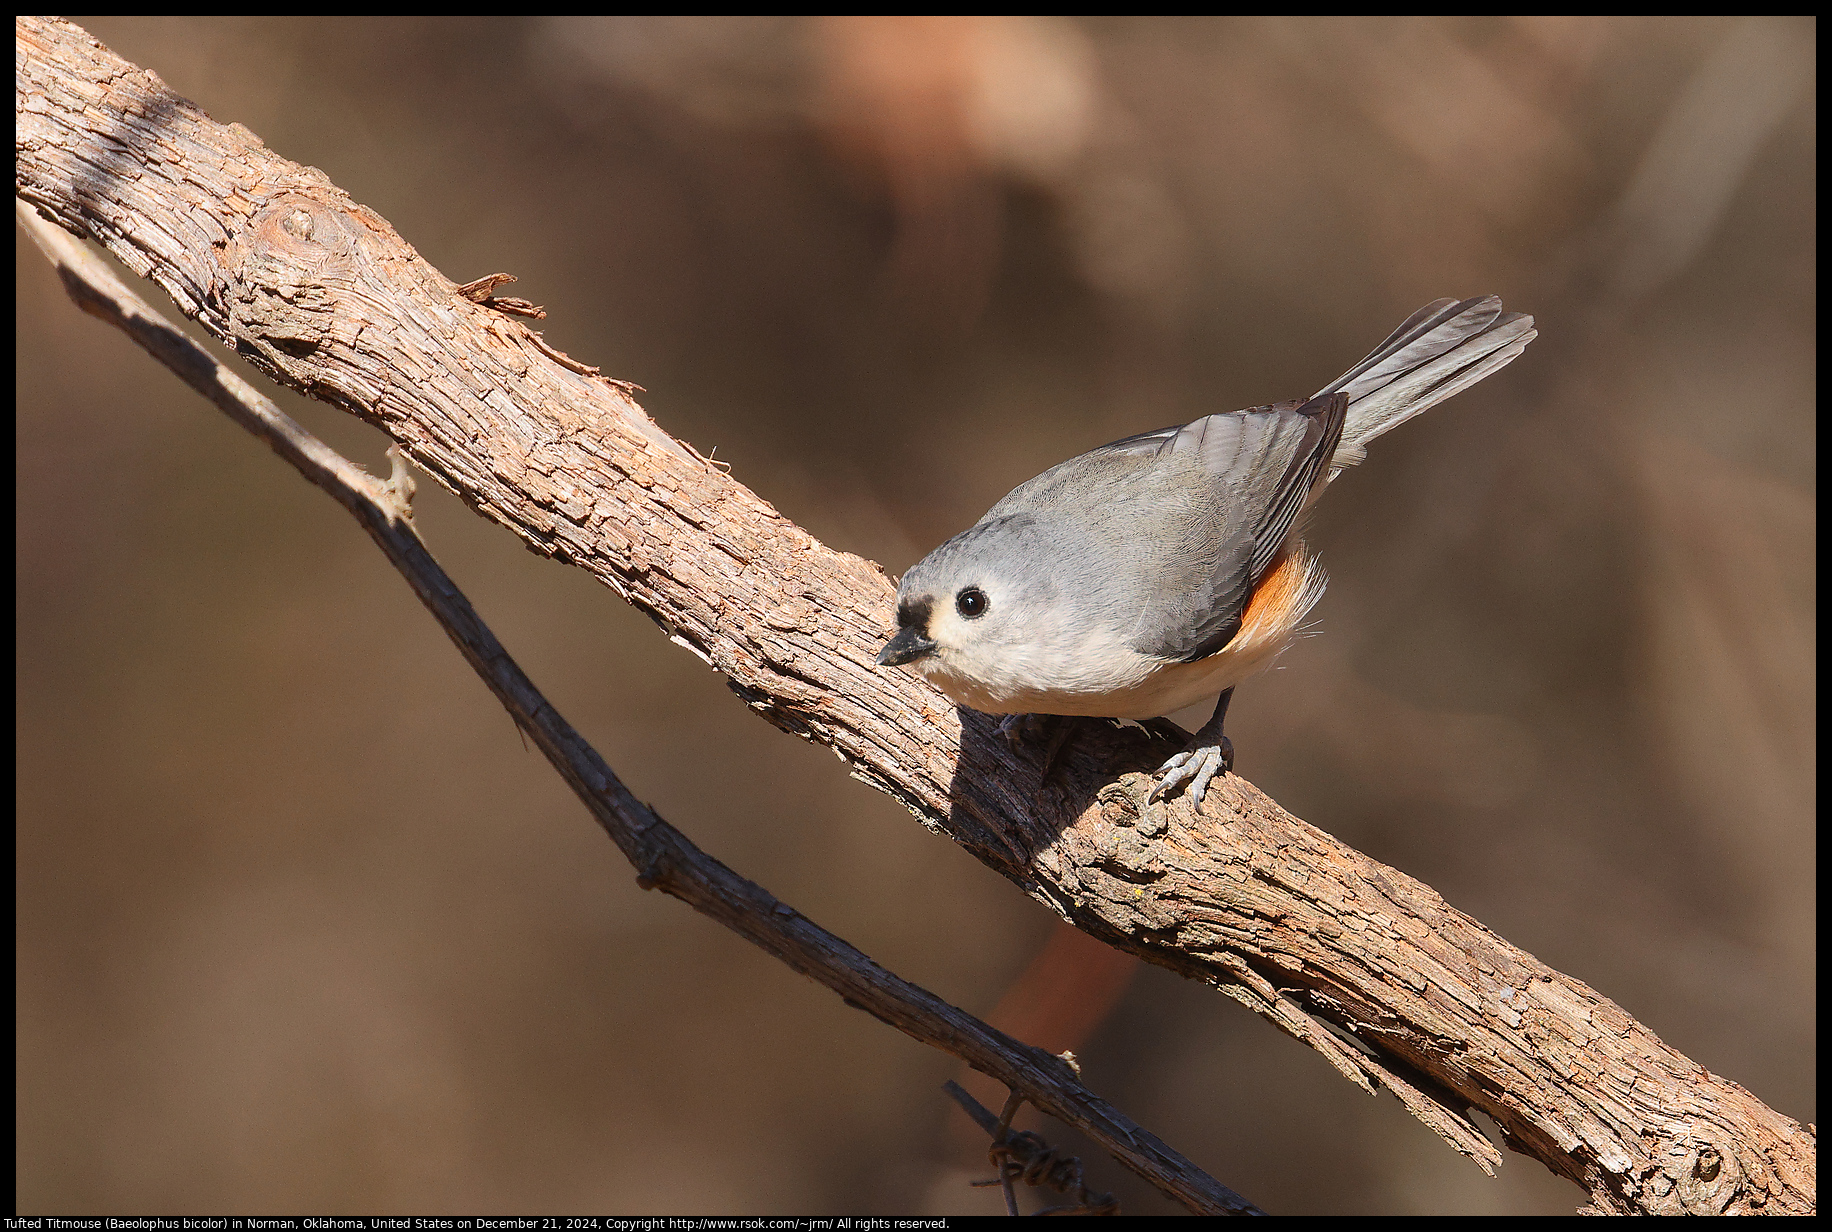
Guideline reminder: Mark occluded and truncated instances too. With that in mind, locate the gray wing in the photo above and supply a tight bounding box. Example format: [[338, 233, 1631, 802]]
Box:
[[987, 392, 1345, 663]]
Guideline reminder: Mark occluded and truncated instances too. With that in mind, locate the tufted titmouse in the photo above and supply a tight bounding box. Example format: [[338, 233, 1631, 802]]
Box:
[[876, 296, 1536, 809]]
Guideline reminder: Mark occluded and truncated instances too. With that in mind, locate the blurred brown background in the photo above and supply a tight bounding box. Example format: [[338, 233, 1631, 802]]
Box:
[[15, 16, 1814, 1216]]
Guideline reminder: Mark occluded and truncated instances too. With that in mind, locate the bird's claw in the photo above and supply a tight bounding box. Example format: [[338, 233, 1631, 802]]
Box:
[[1148, 736, 1234, 811]]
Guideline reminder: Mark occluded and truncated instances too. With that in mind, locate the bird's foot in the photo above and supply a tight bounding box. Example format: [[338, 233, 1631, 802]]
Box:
[[1148, 734, 1234, 812], [997, 712, 1051, 747], [997, 713, 1076, 783]]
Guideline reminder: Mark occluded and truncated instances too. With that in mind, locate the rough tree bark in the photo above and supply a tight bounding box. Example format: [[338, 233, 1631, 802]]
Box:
[[16, 16, 1814, 1215]]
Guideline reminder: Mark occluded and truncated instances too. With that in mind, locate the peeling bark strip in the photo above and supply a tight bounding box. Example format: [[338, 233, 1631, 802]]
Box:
[[16, 17, 1813, 1214]]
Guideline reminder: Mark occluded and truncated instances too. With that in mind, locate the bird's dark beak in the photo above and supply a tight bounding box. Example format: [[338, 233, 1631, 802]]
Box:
[[876, 625, 938, 667]]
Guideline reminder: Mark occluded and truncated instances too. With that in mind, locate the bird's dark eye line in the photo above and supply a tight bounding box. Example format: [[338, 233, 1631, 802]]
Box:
[[956, 587, 988, 619]]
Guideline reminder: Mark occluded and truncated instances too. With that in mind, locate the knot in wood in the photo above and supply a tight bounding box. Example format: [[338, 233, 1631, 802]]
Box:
[[222, 193, 360, 368], [278, 206, 314, 241], [1641, 1130, 1745, 1215], [763, 596, 818, 633], [1096, 782, 1140, 829]]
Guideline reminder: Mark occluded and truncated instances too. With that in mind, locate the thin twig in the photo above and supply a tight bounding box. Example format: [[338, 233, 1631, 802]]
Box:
[[996, 1091, 1026, 1216]]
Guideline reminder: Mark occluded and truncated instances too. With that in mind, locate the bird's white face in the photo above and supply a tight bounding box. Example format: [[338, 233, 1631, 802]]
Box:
[[903, 580, 1056, 715], [880, 565, 1163, 718]]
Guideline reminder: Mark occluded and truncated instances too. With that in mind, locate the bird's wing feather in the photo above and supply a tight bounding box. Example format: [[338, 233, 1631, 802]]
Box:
[[1133, 392, 1344, 662], [987, 394, 1344, 665]]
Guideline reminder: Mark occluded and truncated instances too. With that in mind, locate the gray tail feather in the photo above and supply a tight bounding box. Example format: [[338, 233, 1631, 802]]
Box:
[[1316, 296, 1536, 475]]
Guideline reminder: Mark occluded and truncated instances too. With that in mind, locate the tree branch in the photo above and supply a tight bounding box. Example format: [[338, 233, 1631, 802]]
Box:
[[16, 15, 1813, 1215]]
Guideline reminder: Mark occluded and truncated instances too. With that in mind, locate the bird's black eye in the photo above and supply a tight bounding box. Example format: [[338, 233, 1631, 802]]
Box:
[[956, 587, 988, 619]]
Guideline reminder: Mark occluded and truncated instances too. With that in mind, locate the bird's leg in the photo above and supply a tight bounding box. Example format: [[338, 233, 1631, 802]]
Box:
[[997, 713, 1049, 745], [997, 713, 1077, 784], [1148, 688, 1235, 811]]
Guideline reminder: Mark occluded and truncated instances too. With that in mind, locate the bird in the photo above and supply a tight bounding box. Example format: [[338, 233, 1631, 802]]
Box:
[[876, 296, 1536, 810]]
